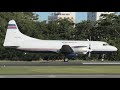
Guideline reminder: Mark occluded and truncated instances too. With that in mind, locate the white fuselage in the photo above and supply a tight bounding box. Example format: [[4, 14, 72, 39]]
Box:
[[16, 38, 117, 54]]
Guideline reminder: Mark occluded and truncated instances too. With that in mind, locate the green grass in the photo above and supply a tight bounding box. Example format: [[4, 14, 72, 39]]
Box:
[[0, 66, 120, 74]]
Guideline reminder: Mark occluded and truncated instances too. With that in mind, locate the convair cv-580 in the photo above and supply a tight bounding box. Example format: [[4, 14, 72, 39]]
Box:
[[3, 20, 117, 62]]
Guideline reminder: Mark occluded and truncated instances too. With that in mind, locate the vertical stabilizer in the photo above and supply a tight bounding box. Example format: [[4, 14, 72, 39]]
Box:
[[3, 20, 24, 47], [3, 20, 41, 47]]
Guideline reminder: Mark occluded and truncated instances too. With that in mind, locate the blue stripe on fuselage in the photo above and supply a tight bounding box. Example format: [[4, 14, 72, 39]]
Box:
[[8, 24, 16, 26]]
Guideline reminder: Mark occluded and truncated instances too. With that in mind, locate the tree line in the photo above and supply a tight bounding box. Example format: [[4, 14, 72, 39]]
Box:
[[0, 12, 120, 61]]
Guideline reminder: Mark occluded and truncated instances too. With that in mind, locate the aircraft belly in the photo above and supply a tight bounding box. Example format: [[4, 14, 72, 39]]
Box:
[[91, 48, 116, 53], [17, 46, 59, 52]]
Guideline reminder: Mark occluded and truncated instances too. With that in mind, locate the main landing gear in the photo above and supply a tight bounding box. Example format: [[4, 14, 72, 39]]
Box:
[[63, 57, 69, 62]]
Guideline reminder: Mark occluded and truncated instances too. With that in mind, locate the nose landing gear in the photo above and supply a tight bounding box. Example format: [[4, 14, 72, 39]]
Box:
[[101, 54, 105, 62]]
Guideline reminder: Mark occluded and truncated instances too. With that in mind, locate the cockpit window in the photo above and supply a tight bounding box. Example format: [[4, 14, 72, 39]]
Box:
[[103, 43, 109, 46]]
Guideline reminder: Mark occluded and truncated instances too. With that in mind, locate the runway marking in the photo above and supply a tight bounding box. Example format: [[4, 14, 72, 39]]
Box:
[[48, 75, 56, 78], [83, 62, 120, 64]]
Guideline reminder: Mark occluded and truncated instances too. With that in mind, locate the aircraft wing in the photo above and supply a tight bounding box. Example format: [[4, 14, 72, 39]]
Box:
[[60, 45, 74, 54]]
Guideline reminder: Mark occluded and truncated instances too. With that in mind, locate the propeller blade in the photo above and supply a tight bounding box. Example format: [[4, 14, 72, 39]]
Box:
[[87, 38, 92, 58]]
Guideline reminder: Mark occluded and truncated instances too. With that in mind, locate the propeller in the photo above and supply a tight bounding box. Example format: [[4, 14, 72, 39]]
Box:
[[87, 39, 93, 58]]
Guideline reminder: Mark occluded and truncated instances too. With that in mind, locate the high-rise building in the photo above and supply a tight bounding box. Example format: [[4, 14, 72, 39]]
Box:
[[48, 12, 76, 23], [87, 12, 115, 21]]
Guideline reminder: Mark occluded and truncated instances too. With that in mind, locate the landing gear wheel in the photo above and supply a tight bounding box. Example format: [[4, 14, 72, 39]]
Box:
[[101, 54, 105, 62], [64, 57, 69, 62]]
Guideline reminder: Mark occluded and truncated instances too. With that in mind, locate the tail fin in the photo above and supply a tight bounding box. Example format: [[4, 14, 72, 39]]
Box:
[[3, 20, 25, 47], [3, 20, 21, 47], [3, 20, 38, 47]]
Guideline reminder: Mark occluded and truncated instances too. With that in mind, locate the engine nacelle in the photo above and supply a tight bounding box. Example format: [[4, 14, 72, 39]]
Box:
[[72, 46, 88, 54]]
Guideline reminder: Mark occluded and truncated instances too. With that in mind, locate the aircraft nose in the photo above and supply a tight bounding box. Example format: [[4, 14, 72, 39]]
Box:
[[113, 46, 118, 51]]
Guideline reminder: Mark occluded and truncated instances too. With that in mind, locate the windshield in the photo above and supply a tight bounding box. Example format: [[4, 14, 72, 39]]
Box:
[[103, 43, 109, 46]]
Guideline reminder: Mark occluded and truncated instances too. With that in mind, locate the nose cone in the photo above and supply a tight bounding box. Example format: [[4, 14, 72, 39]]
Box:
[[113, 46, 118, 51]]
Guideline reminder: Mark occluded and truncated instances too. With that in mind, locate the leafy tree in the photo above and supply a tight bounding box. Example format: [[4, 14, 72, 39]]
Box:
[[75, 20, 95, 40]]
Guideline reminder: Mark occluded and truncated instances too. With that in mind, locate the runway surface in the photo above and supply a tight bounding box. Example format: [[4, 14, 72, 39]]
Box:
[[0, 61, 120, 78], [0, 61, 120, 66], [0, 74, 120, 78]]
